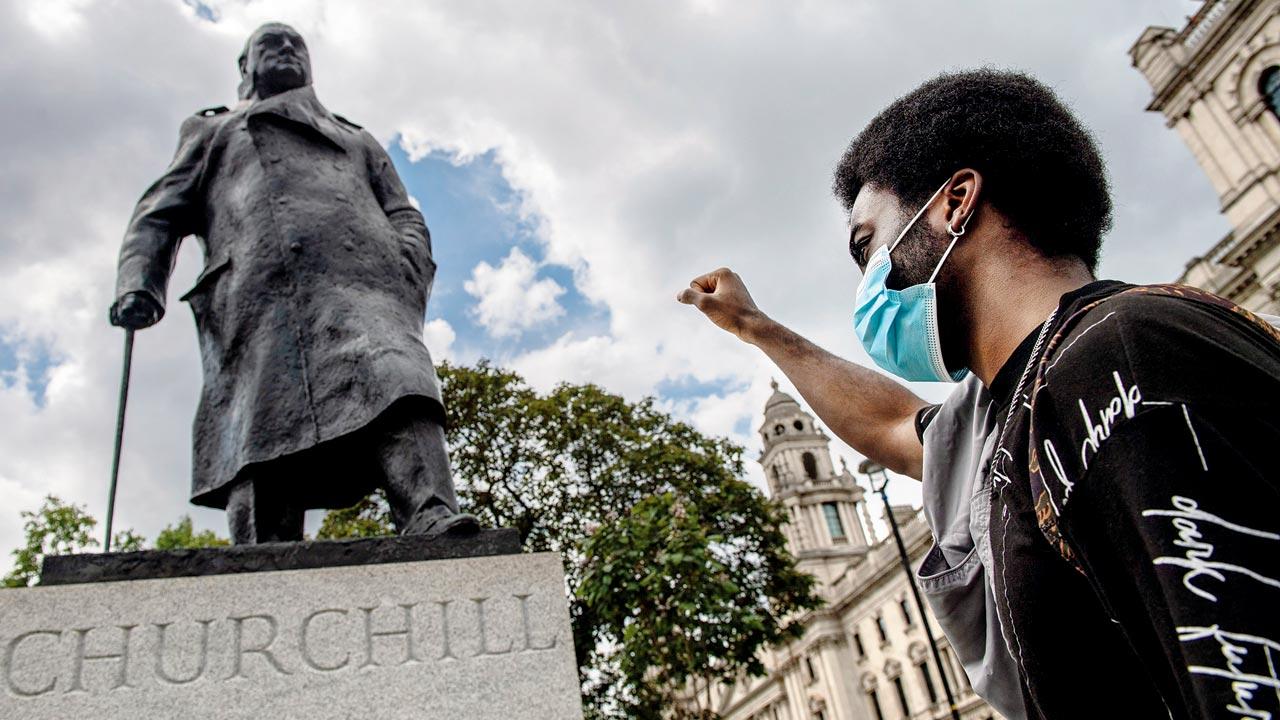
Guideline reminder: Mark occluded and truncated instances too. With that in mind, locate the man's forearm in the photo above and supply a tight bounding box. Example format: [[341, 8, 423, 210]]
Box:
[[744, 314, 928, 478]]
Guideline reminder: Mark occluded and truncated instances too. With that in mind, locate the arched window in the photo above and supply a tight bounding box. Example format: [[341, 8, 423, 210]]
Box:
[[1262, 66, 1280, 121], [802, 452, 818, 479], [822, 502, 847, 541]]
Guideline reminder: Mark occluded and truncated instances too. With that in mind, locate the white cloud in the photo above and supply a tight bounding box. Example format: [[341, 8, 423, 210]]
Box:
[[0, 0, 1224, 564], [0, 475, 43, 570], [511, 333, 656, 397], [464, 247, 565, 338], [20, 0, 93, 38], [422, 317, 456, 361]]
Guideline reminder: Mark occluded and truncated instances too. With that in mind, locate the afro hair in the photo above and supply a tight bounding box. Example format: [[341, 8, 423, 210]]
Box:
[[834, 69, 1112, 272]]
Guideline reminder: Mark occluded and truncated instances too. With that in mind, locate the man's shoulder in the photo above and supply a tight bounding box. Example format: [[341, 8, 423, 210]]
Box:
[[1037, 283, 1280, 408], [1056, 283, 1275, 357]]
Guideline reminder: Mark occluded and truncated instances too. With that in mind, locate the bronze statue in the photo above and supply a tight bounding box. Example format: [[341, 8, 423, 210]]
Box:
[[109, 23, 478, 544]]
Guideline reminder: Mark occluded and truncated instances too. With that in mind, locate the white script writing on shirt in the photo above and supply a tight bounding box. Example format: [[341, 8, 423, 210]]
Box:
[[1177, 624, 1280, 718], [1078, 370, 1142, 469], [1142, 495, 1280, 603]]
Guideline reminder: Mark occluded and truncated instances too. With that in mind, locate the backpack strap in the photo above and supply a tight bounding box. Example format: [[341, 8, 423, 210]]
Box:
[[1025, 283, 1280, 575]]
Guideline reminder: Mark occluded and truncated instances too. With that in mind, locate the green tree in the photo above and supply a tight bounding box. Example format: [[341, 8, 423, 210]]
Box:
[[3, 501, 233, 586], [579, 489, 816, 716], [2, 495, 142, 587], [112, 529, 147, 553], [316, 490, 393, 540], [154, 515, 230, 550], [321, 361, 821, 717]]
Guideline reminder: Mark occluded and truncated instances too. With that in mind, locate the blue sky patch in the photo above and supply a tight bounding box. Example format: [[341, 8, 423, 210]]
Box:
[[0, 330, 61, 409], [388, 141, 609, 360], [654, 374, 749, 402], [182, 0, 219, 23]]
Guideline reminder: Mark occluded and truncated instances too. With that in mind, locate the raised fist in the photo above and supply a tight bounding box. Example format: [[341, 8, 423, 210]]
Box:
[[676, 267, 765, 341]]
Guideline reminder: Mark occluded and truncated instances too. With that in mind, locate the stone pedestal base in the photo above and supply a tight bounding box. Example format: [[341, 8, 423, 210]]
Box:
[[1, 537, 583, 719]]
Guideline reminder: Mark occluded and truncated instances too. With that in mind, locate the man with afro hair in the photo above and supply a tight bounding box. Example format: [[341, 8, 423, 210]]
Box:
[[681, 69, 1280, 719]]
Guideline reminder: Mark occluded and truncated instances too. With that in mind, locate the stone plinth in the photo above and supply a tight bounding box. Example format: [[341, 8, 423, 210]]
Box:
[[40, 528, 521, 586], [1, 549, 583, 719]]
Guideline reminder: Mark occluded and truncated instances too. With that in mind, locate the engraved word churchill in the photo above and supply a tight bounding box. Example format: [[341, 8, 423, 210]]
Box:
[[108, 22, 477, 542], [2, 593, 558, 699]]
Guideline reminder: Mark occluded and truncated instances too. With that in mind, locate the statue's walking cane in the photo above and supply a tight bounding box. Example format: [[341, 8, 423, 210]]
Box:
[[104, 328, 135, 552]]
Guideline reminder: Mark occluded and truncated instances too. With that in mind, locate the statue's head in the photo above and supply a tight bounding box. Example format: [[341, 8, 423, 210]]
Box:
[[237, 23, 311, 101]]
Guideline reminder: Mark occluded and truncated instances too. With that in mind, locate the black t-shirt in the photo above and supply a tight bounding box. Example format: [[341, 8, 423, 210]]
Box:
[[935, 281, 1280, 719]]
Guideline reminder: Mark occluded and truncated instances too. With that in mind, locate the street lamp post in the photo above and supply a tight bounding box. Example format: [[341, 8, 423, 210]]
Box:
[[859, 459, 962, 720]]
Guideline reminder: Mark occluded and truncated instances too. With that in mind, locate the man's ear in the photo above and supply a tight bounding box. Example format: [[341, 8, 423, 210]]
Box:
[[943, 169, 983, 236]]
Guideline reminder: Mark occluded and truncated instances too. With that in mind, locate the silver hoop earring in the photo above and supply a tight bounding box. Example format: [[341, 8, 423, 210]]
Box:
[[949, 209, 976, 239]]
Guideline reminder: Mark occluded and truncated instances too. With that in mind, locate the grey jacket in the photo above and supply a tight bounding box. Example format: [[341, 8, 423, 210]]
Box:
[[917, 374, 1027, 720]]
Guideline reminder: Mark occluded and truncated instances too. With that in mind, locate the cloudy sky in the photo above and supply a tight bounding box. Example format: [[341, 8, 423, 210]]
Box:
[[0, 0, 1226, 563]]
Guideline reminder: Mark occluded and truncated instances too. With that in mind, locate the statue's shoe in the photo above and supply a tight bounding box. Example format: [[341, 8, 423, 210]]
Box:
[[407, 510, 481, 538]]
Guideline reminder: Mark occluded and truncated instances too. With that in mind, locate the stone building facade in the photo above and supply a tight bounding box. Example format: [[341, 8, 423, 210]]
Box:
[[678, 384, 998, 720], [1131, 0, 1280, 312]]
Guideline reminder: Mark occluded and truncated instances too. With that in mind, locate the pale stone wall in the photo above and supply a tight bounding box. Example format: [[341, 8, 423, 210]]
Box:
[[1131, 0, 1280, 314]]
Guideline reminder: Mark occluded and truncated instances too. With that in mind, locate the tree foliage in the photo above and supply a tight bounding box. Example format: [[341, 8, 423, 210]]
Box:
[[4, 499, 228, 587], [579, 489, 817, 715], [2, 495, 143, 587], [316, 490, 392, 540], [154, 515, 231, 550], [321, 361, 821, 716]]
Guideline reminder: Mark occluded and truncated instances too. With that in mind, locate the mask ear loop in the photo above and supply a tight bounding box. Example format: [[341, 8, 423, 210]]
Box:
[[926, 201, 975, 284], [888, 180, 950, 254]]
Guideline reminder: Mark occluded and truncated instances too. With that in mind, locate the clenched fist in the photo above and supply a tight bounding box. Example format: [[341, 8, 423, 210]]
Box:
[[676, 267, 768, 342]]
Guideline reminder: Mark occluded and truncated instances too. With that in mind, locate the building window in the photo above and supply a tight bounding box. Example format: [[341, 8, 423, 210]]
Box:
[[874, 614, 888, 644], [899, 597, 913, 626], [918, 661, 938, 704], [793, 419, 805, 431], [940, 646, 969, 692], [822, 502, 846, 541], [774, 424, 786, 436], [866, 690, 885, 720], [892, 676, 911, 716], [853, 630, 866, 658], [802, 452, 818, 480], [1262, 65, 1280, 120], [804, 655, 818, 684]]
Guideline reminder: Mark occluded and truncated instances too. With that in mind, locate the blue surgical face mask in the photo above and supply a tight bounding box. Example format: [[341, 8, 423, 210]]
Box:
[[853, 181, 970, 383]]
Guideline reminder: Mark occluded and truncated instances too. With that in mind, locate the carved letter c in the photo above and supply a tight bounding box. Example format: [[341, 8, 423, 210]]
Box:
[[4, 630, 61, 697]]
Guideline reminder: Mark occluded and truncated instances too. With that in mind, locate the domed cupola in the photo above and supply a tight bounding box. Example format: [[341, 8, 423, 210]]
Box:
[[757, 379, 870, 582]]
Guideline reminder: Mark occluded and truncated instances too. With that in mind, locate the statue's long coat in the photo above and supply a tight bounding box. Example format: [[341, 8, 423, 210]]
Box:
[[114, 86, 441, 510]]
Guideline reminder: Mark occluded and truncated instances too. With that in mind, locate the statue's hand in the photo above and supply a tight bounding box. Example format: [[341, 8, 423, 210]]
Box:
[[676, 267, 768, 342], [110, 292, 161, 330]]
